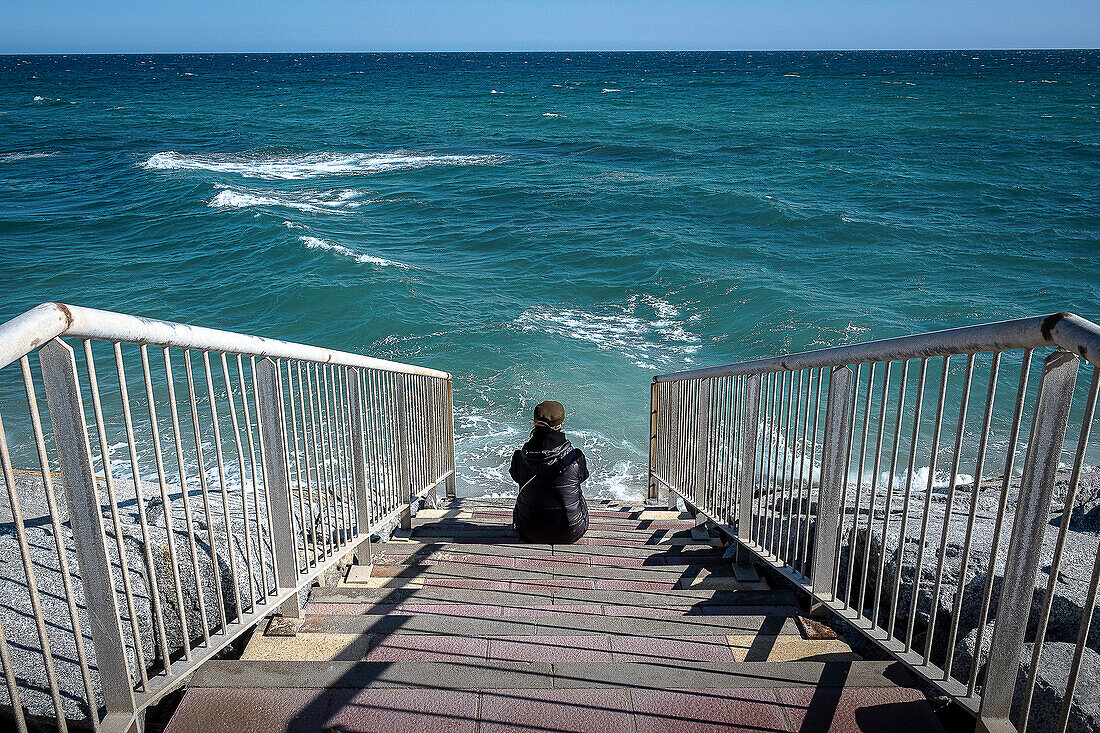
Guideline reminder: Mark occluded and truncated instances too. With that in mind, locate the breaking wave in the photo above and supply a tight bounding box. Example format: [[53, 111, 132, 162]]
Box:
[[208, 186, 365, 213], [514, 294, 701, 369], [299, 235, 410, 269], [454, 411, 646, 500], [144, 150, 506, 180], [0, 151, 58, 163]]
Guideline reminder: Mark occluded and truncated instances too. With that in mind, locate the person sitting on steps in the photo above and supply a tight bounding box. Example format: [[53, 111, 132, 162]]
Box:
[[509, 400, 590, 544]]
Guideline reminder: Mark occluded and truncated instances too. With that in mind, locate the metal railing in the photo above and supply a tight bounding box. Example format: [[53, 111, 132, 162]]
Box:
[[0, 303, 456, 733], [649, 312, 1100, 733]]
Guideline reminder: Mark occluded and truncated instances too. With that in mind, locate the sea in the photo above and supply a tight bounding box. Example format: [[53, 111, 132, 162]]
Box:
[[0, 51, 1097, 500]]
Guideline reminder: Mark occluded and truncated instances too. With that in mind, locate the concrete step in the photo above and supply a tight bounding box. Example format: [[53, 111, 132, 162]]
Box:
[[345, 565, 767, 592], [242, 630, 857, 664], [189, 658, 908, 691], [409, 516, 700, 528], [372, 542, 727, 567], [350, 559, 737, 582], [168, 681, 945, 732], [265, 613, 802, 637], [309, 584, 799, 609]]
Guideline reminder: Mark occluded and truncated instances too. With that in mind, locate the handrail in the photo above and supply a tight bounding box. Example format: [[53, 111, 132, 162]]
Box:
[[0, 303, 458, 733], [0, 302, 451, 378], [649, 311, 1100, 733], [655, 312, 1100, 382]]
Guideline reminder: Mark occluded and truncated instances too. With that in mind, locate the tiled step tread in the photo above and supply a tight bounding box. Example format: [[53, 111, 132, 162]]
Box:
[[349, 561, 736, 583], [302, 601, 802, 618], [167, 684, 945, 733], [309, 585, 798, 607], [243, 631, 856, 664], [188, 659, 910, 691], [283, 613, 800, 637]]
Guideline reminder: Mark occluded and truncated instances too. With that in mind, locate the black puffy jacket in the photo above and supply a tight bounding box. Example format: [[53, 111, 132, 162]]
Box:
[[509, 425, 590, 544]]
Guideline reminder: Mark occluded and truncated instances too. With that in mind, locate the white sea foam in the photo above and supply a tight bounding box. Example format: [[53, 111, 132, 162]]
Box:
[[542, 113, 563, 117], [299, 235, 410, 269], [454, 411, 646, 500], [0, 151, 58, 163], [514, 294, 701, 369], [209, 185, 366, 213], [144, 150, 506, 180], [601, 88, 621, 93]]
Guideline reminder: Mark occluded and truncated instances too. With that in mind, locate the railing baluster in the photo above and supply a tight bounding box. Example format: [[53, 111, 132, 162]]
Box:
[[254, 358, 300, 617], [347, 367, 372, 563], [84, 341, 150, 683], [925, 354, 975, 664], [905, 355, 952, 652], [649, 380, 659, 502], [979, 349, 1079, 732], [163, 347, 211, 648], [184, 350, 228, 634], [444, 378, 457, 499], [811, 365, 854, 607], [735, 374, 761, 571], [116, 344, 176, 669], [141, 345, 191, 655], [202, 351, 243, 624], [40, 339, 138, 729], [693, 378, 711, 513], [968, 349, 1034, 698]]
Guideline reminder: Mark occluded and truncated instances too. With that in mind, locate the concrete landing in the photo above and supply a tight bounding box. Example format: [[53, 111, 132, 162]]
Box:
[[165, 499, 945, 732]]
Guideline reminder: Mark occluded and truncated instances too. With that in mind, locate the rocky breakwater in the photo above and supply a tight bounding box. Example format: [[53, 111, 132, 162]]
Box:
[[821, 466, 1100, 733]]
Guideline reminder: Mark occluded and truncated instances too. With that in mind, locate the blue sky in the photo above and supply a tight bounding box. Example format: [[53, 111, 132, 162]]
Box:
[[1, 0, 1097, 53]]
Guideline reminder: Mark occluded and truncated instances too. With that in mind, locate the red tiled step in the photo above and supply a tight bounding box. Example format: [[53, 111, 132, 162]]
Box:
[[303, 602, 801, 618], [167, 685, 946, 733]]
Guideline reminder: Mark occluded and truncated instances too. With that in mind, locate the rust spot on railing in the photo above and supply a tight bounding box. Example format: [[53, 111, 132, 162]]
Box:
[[1040, 312, 1070, 342]]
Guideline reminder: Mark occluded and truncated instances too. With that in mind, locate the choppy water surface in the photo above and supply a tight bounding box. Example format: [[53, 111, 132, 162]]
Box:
[[1, 52, 1097, 498]]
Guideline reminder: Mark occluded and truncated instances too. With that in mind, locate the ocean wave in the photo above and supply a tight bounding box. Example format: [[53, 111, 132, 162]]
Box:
[[299, 235, 410, 269], [0, 151, 58, 163], [601, 88, 621, 93], [514, 294, 701, 369], [208, 186, 366, 213], [144, 150, 506, 180], [454, 411, 646, 500]]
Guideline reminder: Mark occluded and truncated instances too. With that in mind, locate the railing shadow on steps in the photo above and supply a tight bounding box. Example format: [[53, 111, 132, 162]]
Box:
[[0, 302, 458, 733], [648, 311, 1100, 733]]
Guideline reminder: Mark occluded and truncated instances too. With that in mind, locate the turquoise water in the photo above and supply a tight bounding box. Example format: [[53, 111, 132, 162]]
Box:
[[1, 52, 1097, 499]]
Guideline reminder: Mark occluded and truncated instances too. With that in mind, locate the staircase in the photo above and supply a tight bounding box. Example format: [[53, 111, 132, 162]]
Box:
[[164, 498, 946, 732]]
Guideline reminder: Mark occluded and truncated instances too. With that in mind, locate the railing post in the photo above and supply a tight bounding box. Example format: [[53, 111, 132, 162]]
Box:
[[39, 339, 138, 727], [735, 374, 762, 569], [978, 349, 1079, 733], [811, 365, 853, 608], [693, 378, 712, 513], [346, 368, 373, 565], [444, 378, 457, 499], [396, 375, 414, 530], [648, 381, 659, 503], [254, 358, 301, 618]]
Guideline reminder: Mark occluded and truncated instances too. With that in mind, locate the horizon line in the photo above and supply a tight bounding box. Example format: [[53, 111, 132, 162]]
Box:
[[2, 47, 1098, 56]]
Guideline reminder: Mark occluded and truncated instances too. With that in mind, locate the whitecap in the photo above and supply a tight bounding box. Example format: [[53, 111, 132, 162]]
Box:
[[32, 95, 49, 102], [601, 88, 621, 93], [144, 150, 506, 180], [514, 294, 701, 369], [0, 151, 58, 163], [542, 113, 563, 117], [299, 235, 410, 269], [208, 186, 366, 213]]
